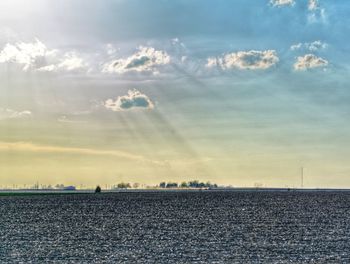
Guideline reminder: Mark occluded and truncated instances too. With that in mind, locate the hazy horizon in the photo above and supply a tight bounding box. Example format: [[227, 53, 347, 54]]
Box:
[[0, 0, 349, 188]]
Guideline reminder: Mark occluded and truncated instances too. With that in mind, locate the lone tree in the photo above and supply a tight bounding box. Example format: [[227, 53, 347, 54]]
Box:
[[95, 185, 102, 193]]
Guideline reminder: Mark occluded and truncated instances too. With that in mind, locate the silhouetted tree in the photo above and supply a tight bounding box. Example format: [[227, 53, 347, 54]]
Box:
[[166, 182, 178, 188], [188, 180, 199, 188], [205, 182, 211, 188], [95, 185, 101, 193], [117, 182, 131, 189], [180, 182, 188, 188]]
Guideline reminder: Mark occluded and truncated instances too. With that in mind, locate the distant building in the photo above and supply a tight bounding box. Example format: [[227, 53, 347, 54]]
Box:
[[63, 186, 76, 191]]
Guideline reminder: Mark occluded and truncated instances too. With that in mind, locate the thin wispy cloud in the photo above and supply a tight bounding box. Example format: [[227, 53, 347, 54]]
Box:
[[290, 40, 328, 52], [105, 43, 118, 56], [0, 141, 162, 165], [270, 0, 326, 25], [0, 108, 32, 120], [38, 52, 88, 72], [307, 0, 326, 23], [57, 115, 87, 124]]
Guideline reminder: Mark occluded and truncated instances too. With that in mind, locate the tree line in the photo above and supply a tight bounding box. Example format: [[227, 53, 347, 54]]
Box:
[[159, 180, 218, 189], [111, 180, 218, 189]]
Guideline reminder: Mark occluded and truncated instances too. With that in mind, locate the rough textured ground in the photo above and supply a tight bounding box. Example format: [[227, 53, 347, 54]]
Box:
[[1, 191, 350, 263]]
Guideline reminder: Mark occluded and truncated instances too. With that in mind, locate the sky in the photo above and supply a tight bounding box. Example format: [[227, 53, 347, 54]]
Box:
[[0, 0, 349, 188]]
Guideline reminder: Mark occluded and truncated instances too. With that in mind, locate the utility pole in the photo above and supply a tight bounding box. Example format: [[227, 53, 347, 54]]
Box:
[[301, 167, 304, 188]]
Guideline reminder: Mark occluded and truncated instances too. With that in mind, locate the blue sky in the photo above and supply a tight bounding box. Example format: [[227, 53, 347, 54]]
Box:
[[0, 0, 349, 188]]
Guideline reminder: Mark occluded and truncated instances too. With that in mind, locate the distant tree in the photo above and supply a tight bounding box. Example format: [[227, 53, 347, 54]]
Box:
[[166, 182, 178, 188], [133, 183, 140, 189], [186, 180, 218, 188], [254, 182, 263, 188], [159, 182, 166, 188], [188, 180, 199, 188], [117, 182, 131, 189], [95, 185, 101, 193], [180, 182, 188, 188], [205, 182, 211, 188]]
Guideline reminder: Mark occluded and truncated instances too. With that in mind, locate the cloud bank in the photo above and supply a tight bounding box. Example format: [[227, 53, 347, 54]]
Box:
[[0, 37, 330, 77], [206, 50, 279, 70], [105, 89, 154, 111]]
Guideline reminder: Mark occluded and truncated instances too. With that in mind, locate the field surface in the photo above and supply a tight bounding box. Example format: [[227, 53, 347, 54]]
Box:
[[1, 190, 350, 263]]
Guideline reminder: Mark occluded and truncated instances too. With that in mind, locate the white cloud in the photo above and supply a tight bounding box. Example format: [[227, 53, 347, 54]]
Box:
[[294, 54, 328, 70], [0, 39, 88, 72], [0, 39, 56, 71], [102, 46, 170, 74], [0, 27, 19, 42], [308, 8, 326, 23], [105, 89, 154, 111], [290, 40, 328, 51], [0, 108, 32, 120], [307, 0, 326, 23], [308, 0, 318, 11], [270, 0, 295, 7], [306, 40, 328, 51], [206, 50, 279, 70], [56, 52, 87, 71], [57, 115, 87, 124], [206, 57, 220, 68], [290, 43, 303, 51], [105, 43, 118, 56], [171, 38, 186, 49], [38, 52, 88, 72]]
